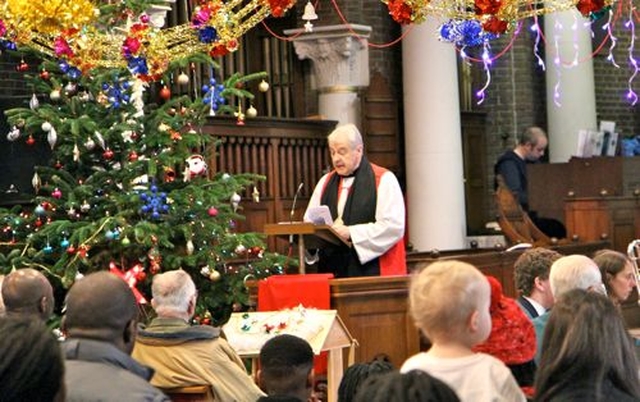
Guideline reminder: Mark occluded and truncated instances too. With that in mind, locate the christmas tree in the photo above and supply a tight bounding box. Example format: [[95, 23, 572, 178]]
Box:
[[0, 0, 297, 325]]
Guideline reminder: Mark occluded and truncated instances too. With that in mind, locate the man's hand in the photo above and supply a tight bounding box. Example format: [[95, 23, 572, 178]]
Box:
[[332, 222, 350, 242]]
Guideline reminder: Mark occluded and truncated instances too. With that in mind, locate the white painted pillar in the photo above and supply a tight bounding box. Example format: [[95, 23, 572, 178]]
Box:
[[544, 10, 598, 162], [285, 24, 371, 128], [403, 18, 467, 251]]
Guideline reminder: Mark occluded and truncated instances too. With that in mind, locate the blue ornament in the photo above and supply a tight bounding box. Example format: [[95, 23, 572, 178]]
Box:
[[43, 244, 53, 254], [60, 238, 70, 248], [58, 60, 70, 73], [139, 182, 169, 220], [35, 205, 46, 216]]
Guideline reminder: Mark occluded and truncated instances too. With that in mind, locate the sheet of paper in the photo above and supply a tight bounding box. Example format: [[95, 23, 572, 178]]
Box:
[[304, 205, 333, 225]]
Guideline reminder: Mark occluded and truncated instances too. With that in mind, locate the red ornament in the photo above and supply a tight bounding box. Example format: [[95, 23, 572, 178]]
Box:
[[26, 135, 36, 145], [128, 151, 139, 162], [40, 69, 50, 80], [207, 207, 218, 217], [52, 188, 62, 199], [103, 148, 114, 160], [35, 219, 43, 228], [54, 160, 64, 169], [159, 86, 171, 101], [67, 245, 76, 254], [16, 61, 29, 72]]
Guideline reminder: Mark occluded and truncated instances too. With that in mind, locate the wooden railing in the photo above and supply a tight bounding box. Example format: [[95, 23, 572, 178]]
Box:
[[201, 117, 337, 251]]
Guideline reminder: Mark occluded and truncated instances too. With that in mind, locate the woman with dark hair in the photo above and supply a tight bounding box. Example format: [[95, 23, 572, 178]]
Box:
[[0, 316, 65, 402], [534, 288, 640, 401], [593, 249, 637, 306], [353, 370, 460, 402]]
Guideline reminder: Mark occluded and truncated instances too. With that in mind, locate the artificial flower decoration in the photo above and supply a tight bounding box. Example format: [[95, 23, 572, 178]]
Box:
[[388, 0, 414, 24], [482, 16, 509, 34], [474, 0, 502, 15], [576, 0, 606, 16]]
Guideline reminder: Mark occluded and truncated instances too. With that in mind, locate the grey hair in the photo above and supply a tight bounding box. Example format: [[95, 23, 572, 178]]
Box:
[[549, 255, 602, 299], [518, 126, 546, 146], [151, 269, 197, 315], [328, 124, 363, 149]]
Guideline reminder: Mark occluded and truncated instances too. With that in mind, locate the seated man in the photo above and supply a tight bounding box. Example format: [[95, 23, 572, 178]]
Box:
[[513, 248, 562, 319], [258, 334, 315, 402], [2, 268, 55, 321], [132, 269, 264, 402], [62, 271, 169, 401]]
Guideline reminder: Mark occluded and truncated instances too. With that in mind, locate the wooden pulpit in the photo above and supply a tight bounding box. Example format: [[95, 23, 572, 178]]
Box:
[[264, 222, 351, 274]]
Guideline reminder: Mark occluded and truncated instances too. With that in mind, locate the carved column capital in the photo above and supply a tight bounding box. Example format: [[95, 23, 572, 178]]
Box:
[[284, 24, 372, 90]]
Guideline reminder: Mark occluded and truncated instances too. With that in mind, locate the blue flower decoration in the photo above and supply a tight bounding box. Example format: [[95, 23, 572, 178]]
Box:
[[139, 184, 169, 220], [439, 19, 498, 47], [127, 56, 149, 76], [198, 26, 218, 44]]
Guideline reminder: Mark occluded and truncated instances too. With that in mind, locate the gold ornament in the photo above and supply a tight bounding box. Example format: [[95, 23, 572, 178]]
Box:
[[209, 269, 221, 282]]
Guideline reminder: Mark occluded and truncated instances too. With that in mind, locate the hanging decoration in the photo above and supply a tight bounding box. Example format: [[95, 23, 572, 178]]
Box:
[[109, 262, 148, 304], [0, 0, 298, 80]]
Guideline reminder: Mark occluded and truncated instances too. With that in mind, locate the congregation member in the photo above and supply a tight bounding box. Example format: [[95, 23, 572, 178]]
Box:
[[593, 249, 638, 307], [513, 247, 561, 319], [62, 271, 169, 402], [472, 276, 536, 396], [132, 269, 264, 402], [494, 126, 566, 238], [535, 289, 640, 401], [338, 358, 395, 402], [2, 267, 55, 321], [0, 315, 65, 402], [303, 123, 406, 277], [532, 254, 604, 363], [257, 334, 316, 402], [401, 260, 525, 402], [354, 370, 460, 402]]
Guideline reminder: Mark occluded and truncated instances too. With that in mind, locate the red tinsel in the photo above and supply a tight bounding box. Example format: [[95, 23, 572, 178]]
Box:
[[482, 16, 509, 34], [387, 0, 413, 25], [576, 0, 605, 16]]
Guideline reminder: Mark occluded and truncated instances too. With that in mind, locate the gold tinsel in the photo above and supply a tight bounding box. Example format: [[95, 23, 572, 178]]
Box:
[[3, 0, 97, 35], [0, 0, 292, 77]]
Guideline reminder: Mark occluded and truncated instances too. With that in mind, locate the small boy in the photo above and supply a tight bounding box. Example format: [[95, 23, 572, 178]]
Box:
[[401, 260, 526, 402]]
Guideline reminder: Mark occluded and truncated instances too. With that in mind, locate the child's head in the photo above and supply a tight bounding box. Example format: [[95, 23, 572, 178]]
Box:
[[409, 260, 491, 346]]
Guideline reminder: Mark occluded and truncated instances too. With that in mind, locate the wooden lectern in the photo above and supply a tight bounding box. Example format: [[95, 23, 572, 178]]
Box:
[[264, 222, 351, 274]]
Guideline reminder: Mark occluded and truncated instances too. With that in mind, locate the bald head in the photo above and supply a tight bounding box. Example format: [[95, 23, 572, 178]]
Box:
[[549, 255, 603, 300], [64, 271, 138, 349], [2, 268, 54, 321]]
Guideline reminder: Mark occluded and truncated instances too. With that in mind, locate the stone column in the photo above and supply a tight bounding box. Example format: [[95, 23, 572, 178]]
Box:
[[544, 10, 598, 162], [285, 24, 372, 128], [402, 18, 467, 251]]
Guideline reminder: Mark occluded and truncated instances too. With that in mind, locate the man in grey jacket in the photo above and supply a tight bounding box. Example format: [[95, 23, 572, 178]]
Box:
[[62, 271, 169, 402]]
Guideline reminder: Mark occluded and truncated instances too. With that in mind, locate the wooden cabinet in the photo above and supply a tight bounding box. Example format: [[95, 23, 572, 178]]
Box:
[[564, 196, 640, 252]]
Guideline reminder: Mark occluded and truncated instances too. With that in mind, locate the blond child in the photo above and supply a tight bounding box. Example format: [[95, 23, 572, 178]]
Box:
[[401, 261, 525, 402]]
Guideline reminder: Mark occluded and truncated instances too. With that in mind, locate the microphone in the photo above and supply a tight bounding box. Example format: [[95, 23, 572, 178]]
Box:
[[289, 182, 304, 245], [290, 182, 304, 222]]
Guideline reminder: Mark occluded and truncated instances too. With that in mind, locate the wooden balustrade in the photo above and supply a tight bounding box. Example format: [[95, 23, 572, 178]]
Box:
[[201, 117, 337, 252]]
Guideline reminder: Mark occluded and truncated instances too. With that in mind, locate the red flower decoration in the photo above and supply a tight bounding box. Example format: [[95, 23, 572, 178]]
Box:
[[576, 0, 605, 16], [267, 0, 294, 17], [54, 37, 74, 58], [387, 0, 413, 25], [474, 0, 502, 15], [122, 37, 141, 57], [209, 44, 230, 57], [482, 16, 509, 34]]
